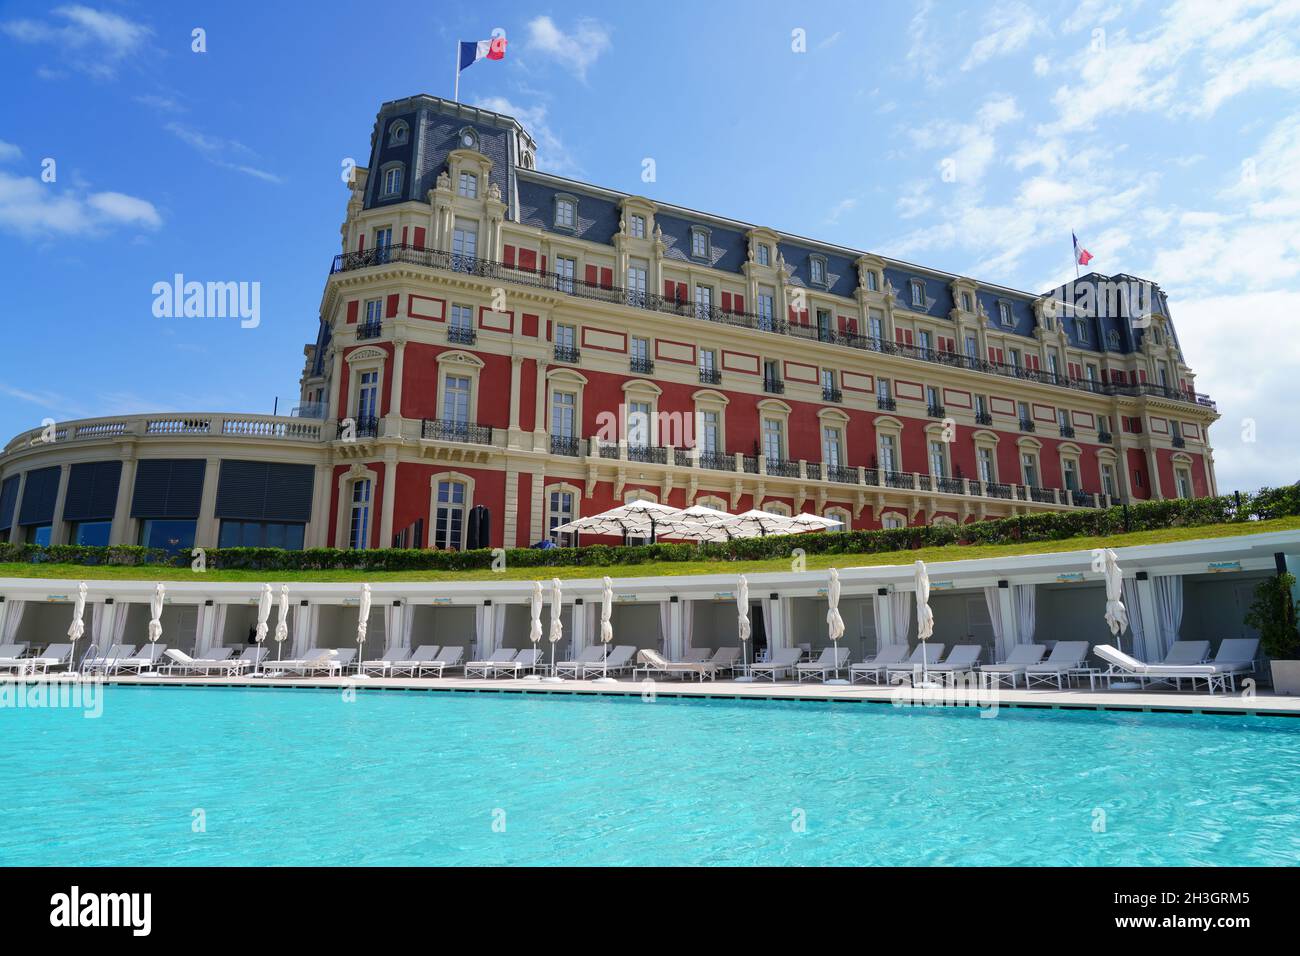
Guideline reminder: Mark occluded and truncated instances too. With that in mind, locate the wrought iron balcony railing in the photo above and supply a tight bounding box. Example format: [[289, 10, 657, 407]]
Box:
[[550, 434, 581, 456], [975, 411, 993, 425], [553, 345, 580, 364], [1171, 433, 1186, 448], [927, 404, 946, 418], [826, 464, 858, 484], [823, 387, 843, 403], [763, 377, 784, 394], [877, 396, 897, 411], [1059, 425, 1076, 438], [330, 243, 1216, 410], [699, 367, 722, 384], [350, 416, 380, 438], [422, 418, 493, 445], [1098, 430, 1114, 444], [765, 458, 801, 478], [627, 443, 668, 464], [356, 321, 382, 340], [1020, 419, 1036, 432], [697, 450, 736, 471], [630, 356, 655, 374], [447, 325, 476, 345]]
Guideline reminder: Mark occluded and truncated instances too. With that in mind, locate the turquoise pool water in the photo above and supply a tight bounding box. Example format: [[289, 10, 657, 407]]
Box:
[[1, 686, 1298, 866]]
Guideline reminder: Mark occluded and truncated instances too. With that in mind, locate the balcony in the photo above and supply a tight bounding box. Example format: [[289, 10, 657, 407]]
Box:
[[422, 418, 493, 445], [447, 325, 476, 345], [975, 411, 993, 425], [822, 386, 843, 403], [826, 464, 857, 484], [356, 321, 382, 341], [351, 416, 380, 438], [936, 476, 964, 495], [329, 243, 1217, 410], [877, 396, 897, 411], [292, 401, 328, 419], [550, 434, 581, 456], [699, 367, 722, 385], [765, 458, 801, 478], [627, 443, 668, 464], [1172, 433, 1186, 448], [927, 403, 946, 418], [630, 356, 655, 374], [1098, 430, 1113, 444], [1059, 425, 1076, 439], [884, 470, 913, 489], [554, 345, 580, 364], [1020, 419, 1036, 432], [763, 377, 785, 395], [697, 450, 736, 471]]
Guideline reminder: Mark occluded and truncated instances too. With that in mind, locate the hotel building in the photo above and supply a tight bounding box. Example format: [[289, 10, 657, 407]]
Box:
[[0, 95, 1218, 553]]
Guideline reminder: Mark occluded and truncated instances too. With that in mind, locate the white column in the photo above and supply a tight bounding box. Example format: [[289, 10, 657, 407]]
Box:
[[49, 463, 70, 545], [109, 455, 137, 546], [305, 463, 333, 548], [508, 355, 524, 448], [195, 457, 221, 548], [379, 451, 398, 547], [386, 336, 406, 431], [6, 471, 25, 543]]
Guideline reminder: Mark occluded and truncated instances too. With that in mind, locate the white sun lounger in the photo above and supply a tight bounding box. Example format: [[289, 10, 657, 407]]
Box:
[[927, 644, 984, 676], [796, 646, 852, 682], [1160, 641, 1211, 665], [579, 644, 637, 678], [634, 648, 717, 681], [555, 646, 606, 677], [420, 646, 464, 676], [979, 644, 1047, 687], [160, 648, 244, 676], [707, 646, 742, 676], [0, 643, 30, 671], [884, 643, 945, 684], [747, 647, 802, 682], [488, 647, 543, 677], [278, 647, 353, 676], [360, 646, 412, 676], [1024, 641, 1090, 689], [1094, 643, 1226, 693], [465, 648, 517, 679], [85, 644, 136, 674], [114, 644, 169, 675], [7, 643, 73, 674], [1202, 638, 1260, 691], [387, 645, 439, 677], [849, 645, 910, 684], [682, 647, 713, 663]]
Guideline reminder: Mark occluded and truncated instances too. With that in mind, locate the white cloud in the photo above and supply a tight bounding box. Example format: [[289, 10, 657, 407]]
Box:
[[910, 93, 1023, 186], [1, 4, 152, 78], [823, 196, 858, 225], [962, 2, 1046, 70], [525, 16, 611, 80], [0, 141, 21, 163], [1061, 0, 1126, 34], [0, 171, 160, 237], [905, 0, 943, 88], [474, 97, 580, 177], [1032, 54, 1050, 76], [165, 123, 283, 184]]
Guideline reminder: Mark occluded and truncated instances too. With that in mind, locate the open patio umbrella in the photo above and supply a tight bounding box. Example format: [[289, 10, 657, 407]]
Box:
[[731, 509, 796, 538], [273, 585, 290, 664], [826, 568, 847, 682], [355, 583, 371, 677], [253, 583, 272, 676], [736, 575, 752, 677], [547, 577, 564, 678], [676, 504, 744, 541], [913, 560, 938, 688], [67, 582, 87, 677], [789, 513, 845, 533], [553, 500, 711, 543]]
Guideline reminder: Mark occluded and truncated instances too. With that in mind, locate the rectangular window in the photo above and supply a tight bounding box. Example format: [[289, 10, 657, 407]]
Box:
[[1021, 453, 1039, 487], [975, 395, 988, 417], [822, 426, 843, 466], [628, 400, 652, 446], [700, 348, 716, 372], [757, 291, 775, 330], [449, 303, 473, 332], [917, 329, 931, 352], [810, 258, 825, 285], [628, 214, 645, 239], [1058, 408, 1070, 429], [626, 260, 647, 305], [763, 418, 784, 463], [878, 434, 897, 473], [550, 391, 576, 438], [382, 166, 402, 196], [694, 284, 712, 318], [926, 385, 939, 409], [554, 323, 576, 350], [549, 490, 575, 545], [757, 243, 771, 266], [631, 336, 649, 362], [691, 229, 708, 258], [961, 292, 972, 312], [219, 521, 306, 550], [866, 270, 878, 291], [349, 479, 372, 550], [555, 198, 576, 229], [556, 256, 576, 293], [1017, 401, 1030, 423], [1176, 469, 1192, 498], [356, 370, 379, 420], [1048, 351, 1060, 377], [434, 480, 466, 550], [364, 298, 383, 325], [964, 334, 978, 360], [999, 302, 1013, 326], [1086, 363, 1098, 383], [877, 378, 891, 401], [442, 374, 471, 424], [1008, 348, 1021, 369], [816, 309, 832, 342], [977, 447, 995, 483], [457, 172, 477, 198], [1101, 464, 1117, 498], [821, 368, 836, 391], [701, 410, 720, 453], [1063, 459, 1079, 491], [929, 440, 947, 478], [869, 311, 884, 343], [374, 227, 392, 250], [911, 281, 924, 307], [452, 218, 477, 259]]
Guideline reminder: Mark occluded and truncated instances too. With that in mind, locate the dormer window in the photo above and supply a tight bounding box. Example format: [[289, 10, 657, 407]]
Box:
[[628, 213, 646, 239], [809, 254, 828, 287], [387, 121, 409, 146], [1076, 318, 1091, 343], [866, 270, 878, 291], [457, 171, 478, 199], [380, 164, 404, 198], [756, 243, 771, 266], [910, 280, 926, 308], [998, 302, 1013, 327], [961, 291, 972, 312], [554, 195, 577, 230], [1107, 329, 1121, 350], [691, 227, 711, 260]]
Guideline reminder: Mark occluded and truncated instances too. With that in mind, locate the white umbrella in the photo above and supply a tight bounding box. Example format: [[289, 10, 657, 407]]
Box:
[[596, 576, 614, 679], [676, 504, 744, 541], [737, 574, 752, 675], [529, 581, 544, 650], [552, 500, 711, 542], [731, 509, 797, 537], [253, 583, 272, 676], [355, 583, 371, 676], [547, 577, 564, 676], [914, 560, 937, 688], [827, 568, 846, 681], [148, 582, 165, 644], [788, 512, 844, 533], [1102, 548, 1140, 689], [274, 584, 290, 664], [67, 582, 87, 676]]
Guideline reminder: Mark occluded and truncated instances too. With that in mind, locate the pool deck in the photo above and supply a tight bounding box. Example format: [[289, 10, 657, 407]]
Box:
[[6, 672, 1299, 716]]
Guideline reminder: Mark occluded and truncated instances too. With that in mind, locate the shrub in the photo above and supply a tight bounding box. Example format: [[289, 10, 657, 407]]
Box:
[[1243, 572, 1300, 660]]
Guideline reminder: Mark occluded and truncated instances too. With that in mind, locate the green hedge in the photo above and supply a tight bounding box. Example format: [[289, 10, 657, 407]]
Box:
[[0, 482, 1295, 573]]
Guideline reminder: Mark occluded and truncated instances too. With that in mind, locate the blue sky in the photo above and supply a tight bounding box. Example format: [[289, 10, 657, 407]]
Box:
[[1, 0, 1296, 491]]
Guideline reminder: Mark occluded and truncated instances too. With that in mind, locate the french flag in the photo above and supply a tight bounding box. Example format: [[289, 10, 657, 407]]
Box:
[[459, 30, 507, 73], [1073, 231, 1094, 267]]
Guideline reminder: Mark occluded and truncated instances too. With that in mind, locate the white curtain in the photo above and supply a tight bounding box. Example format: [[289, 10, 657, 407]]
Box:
[[890, 592, 912, 645], [984, 587, 1011, 659], [384, 603, 411, 652], [193, 604, 209, 655], [493, 603, 506, 652], [194, 604, 226, 656], [680, 599, 694, 654], [291, 604, 316, 657], [0, 600, 25, 644], [760, 598, 774, 659], [474, 604, 493, 659], [1152, 575, 1183, 661], [872, 596, 896, 647], [570, 602, 587, 657], [584, 602, 598, 657], [765, 596, 790, 652], [90, 602, 107, 650], [1014, 584, 1037, 645], [111, 601, 129, 646], [659, 601, 672, 656], [1122, 579, 1149, 660]]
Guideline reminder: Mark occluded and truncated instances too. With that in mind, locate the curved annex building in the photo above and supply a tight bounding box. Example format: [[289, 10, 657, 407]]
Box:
[[0, 95, 1219, 553]]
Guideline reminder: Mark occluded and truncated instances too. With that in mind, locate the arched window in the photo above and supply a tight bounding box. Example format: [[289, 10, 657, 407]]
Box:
[[433, 478, 468, 550], [380, 163, 404, 197], [825, 507, 850, 532], [881, 512, 906, 530], [349, 478, 372, 550]]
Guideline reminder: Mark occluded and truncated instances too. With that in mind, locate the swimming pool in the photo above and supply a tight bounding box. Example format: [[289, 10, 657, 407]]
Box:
[[1, 685, 1297, 866]]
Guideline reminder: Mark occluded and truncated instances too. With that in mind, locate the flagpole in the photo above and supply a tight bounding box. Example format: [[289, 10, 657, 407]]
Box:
[[453, 40, 460, 102]]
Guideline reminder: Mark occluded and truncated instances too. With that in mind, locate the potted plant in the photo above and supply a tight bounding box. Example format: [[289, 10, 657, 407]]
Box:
[[1244, 572, 1300, 694]]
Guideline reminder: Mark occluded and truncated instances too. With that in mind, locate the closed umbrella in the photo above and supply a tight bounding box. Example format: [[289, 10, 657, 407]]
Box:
[[274, 585, 290, 664], [914, 560, 938, 688], [736, 575, 752, 677], [355, 583, 371, 677], [826, 568, 847, 682], [594, 576, 615, 683], [148, 582, 165, 644], [253, 583, 272, 676], [547, 578, 564, 678], [529, 581, 544, 652], [1102, 548, 1139, 689], [67, 582, 87, 677]]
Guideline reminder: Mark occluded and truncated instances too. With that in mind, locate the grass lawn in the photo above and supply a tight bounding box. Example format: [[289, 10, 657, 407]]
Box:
[[1, 516, 1296, 584]]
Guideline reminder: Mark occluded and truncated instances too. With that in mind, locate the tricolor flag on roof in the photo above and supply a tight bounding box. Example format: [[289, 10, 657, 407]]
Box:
[[1072, 231, 1094, 267], [458, 31, 507, 72]]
